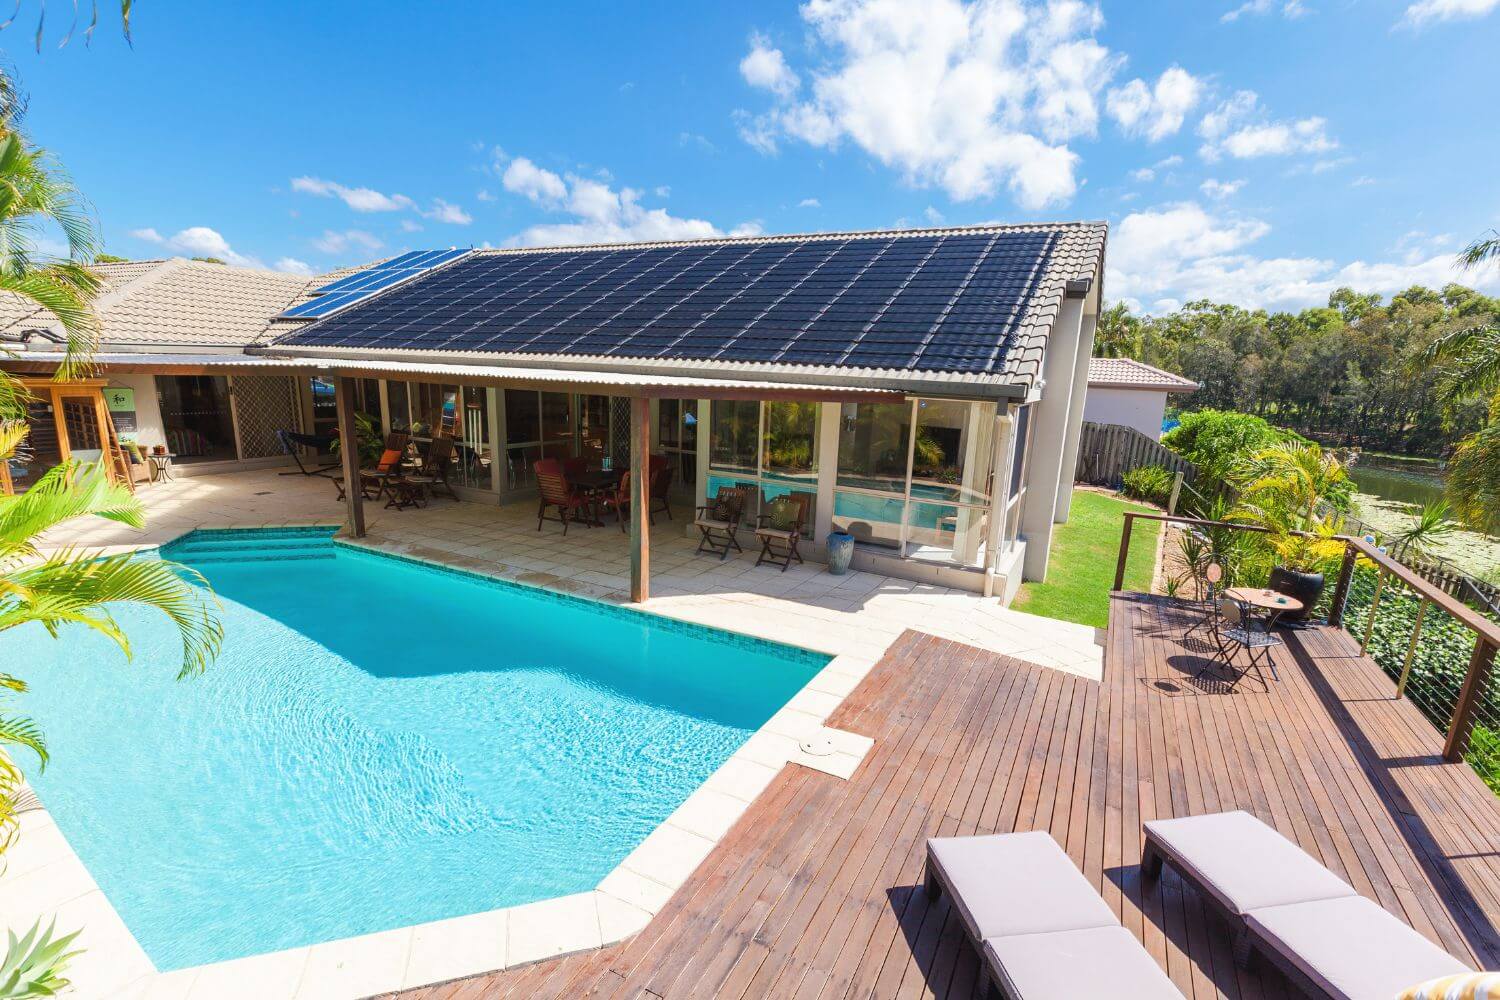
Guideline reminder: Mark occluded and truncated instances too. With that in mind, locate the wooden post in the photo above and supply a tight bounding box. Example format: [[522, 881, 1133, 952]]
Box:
[[630, 395, 651, 603], [1444, 638, 1495, 762], [1167, 471, 1184, 516], [334, 376, 365, 538], [1361, 568, 1386, 655], [1113, 513, 1134, 592], [1396, 598, 1428, 699], [1328, 543, 1358, 628]]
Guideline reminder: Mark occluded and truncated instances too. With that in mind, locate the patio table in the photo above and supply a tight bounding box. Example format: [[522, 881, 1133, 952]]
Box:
[[568, 468, 626, 526], [1224, 587, 1304, 630]]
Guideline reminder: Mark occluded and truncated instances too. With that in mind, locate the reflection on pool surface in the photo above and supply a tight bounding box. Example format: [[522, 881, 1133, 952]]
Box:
[[13, 529, 825, 970]]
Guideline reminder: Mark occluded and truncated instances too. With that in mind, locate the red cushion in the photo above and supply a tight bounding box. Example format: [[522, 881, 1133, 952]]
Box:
[[378, 448, 403, 467]]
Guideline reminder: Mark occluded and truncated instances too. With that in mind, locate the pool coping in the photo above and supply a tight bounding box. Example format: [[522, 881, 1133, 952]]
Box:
[[12, 524, 882, 1000]]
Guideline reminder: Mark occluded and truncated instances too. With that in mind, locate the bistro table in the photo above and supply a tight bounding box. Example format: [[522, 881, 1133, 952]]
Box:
[[569, 467, 626, 526], [1224, 587, 1304, 630], [147, 452, 177, 483]]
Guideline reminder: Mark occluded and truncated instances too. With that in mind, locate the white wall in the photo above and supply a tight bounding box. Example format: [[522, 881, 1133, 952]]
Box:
[[1082, 387, 1169, 440], [103, 374, 166, 451]]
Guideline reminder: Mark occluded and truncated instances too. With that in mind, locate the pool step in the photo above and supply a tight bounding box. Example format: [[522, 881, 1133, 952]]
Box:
[[163, 528, 338, 565]]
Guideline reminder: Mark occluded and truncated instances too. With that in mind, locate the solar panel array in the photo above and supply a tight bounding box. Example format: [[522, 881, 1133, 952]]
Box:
[[277, 229, 1094, 375], [280, 249, 470, 320]]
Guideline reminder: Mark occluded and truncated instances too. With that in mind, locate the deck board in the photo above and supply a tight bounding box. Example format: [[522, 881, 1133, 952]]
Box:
[[390, 594, 1500, 1000]]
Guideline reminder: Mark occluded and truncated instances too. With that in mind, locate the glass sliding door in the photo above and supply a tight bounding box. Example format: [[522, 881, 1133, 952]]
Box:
[[832, 401, 911, 549], [657, 399, 698, 496], [456, 386, 492, 490], [502, 389, 573, 491], [707, 400, 819, 526], [160, 375, 237, 463]]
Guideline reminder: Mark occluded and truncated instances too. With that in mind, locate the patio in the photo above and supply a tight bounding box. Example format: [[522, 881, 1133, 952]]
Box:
[[36, 467, 1105, 679]]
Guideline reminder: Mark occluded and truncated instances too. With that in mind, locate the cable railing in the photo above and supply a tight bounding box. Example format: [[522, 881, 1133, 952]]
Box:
[[1114, 512, 1500, 770]]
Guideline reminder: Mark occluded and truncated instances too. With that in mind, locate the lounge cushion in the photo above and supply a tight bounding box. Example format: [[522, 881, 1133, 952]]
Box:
[[1246, 896, 1471, 1000], [1144, 811, 1355, 914], [1398, 972, 1500, 1000], [695, 517, 732, 530], [984, 926, 1185, 1000], [755, 527, 795, 540], [927, 831, 1117, 940]]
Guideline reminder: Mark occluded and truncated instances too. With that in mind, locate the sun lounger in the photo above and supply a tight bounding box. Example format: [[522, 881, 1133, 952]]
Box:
[[926, 831, 1183, 999], [1142, 811, 1471, 999]]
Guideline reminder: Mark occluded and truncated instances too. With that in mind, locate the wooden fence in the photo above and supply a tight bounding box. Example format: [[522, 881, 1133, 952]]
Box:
[[1074, 421, 1195, 488]]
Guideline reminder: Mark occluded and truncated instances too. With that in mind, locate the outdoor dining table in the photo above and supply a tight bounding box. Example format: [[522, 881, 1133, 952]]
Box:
[[1224, 586, 1304, 630], [569, 467, 627, 526]]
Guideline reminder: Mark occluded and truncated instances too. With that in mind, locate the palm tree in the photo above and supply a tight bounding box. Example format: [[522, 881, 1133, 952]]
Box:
[[1093, 301, 1143, 359], [1445, 423, 1500, 536], [1232, 442, 1350, 573], [0, 1, 132, 51], [1389, 499, 1460, 563], [1461, 230, 1500, 270]]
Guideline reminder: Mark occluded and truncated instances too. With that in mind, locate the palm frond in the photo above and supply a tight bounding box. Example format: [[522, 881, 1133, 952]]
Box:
[[1461, 231, 1500, 269], [0, 713, 45, 769], [0, 417, 28, 456], [0, 460, 141, 566], [0, 551, 223, 678]]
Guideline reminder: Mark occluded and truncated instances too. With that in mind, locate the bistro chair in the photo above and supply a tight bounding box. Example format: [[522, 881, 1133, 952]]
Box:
[[695, 485, 749, 560], [405, 436, 459, 501], [647, 457, 674, 523], [1205, 597, 1281, 692], [535, 458, 592, 535], [754, 493, 810, 572], [1184, 562, 1226, 640]]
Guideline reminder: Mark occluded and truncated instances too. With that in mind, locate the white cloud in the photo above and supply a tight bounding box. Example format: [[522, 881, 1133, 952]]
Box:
[[130, 225, 263, 268], [290, 176, 415, 213], [497, 153, 761, 247], [1403, 0, 1499, 25], [400, 219, 424, 233], [310, 229, 384, 255], [1222, 0, 1310, 21], [734, 0, 1130, 209], [274, 257, 314, 276], [476, 189, 496, 202], [1200, 178, 1245, 198], [1130, 167, 1156, 182], [1198, 90, 1336, 160], [1108, 202, 1500, 313], [1106, 66, 1203, 141], [421, 198, 473, 225], [924, 205, 946, 224], [798, 197, 822, 208], [1127, 154, 1183, 184], [501, 157, 568, 205], [740, 34, 800, 97]]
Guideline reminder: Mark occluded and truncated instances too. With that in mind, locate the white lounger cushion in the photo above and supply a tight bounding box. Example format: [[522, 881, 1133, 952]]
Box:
[[1246, 896, 1471, 1000], [927, 831, 1118, 940], [985, 927, 1184, 1000], [1145, 810, 1357, 914]]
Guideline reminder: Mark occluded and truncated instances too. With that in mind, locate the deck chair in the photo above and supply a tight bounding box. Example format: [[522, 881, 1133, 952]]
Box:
[[276, 429, 338, 477], [754, 493, 810, 572], [535, 458, 592, 534], [404, 436, 458, 501], [695, 486, 748, 560], [1205, 597, 1280, 691]]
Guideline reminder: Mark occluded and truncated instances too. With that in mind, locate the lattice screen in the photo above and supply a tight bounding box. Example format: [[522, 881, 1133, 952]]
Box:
[[233, 376, 300, 459], [609, 396, 632, 466]]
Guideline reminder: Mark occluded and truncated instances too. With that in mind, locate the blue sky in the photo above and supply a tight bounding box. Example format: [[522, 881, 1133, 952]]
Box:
[[6, 0, 1498, 313]]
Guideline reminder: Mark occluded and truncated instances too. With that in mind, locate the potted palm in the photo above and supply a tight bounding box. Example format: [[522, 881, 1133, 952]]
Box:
[[1231, 442, 1351, 621]]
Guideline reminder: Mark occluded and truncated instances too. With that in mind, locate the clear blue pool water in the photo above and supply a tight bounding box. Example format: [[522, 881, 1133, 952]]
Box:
[[12, 528, 825, 970]]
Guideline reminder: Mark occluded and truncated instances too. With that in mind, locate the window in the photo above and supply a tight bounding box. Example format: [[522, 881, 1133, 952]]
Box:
[[707, 400, 819, 525], [832, 397, 999, 565], [658, 399, 697, 492], [456, 386, 492, 490], [412, 384, 459, 438], [386, 381, 412, 431], [502, 390, 573, 491], [1004, 404, 1033, 550], [162, 375, 237, 463]]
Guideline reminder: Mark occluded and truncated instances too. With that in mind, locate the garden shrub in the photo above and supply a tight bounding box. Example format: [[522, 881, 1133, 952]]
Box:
[[1121, 465, 1174, 505], [1468, 726, 1500, 795], [1162, 409, 1306, 488]]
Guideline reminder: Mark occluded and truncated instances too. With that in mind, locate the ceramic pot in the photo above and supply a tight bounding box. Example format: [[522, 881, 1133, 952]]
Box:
[[826, 531, 854, 575], [1268, 566, 1323, 622]]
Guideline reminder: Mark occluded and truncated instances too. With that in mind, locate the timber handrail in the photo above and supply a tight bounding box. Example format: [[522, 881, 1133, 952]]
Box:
[[1115, 510, 1499, 762]]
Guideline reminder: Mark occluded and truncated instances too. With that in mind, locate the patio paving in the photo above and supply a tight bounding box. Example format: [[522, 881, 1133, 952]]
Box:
[[37, 468, 1104, 680]]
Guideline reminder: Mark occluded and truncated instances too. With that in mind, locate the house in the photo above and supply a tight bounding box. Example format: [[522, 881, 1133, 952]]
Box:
[[4, 223, 1107, 603], [1083, 356, 1198, 440]]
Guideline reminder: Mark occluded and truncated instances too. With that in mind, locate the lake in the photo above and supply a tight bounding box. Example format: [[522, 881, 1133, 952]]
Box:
[[1347, 455, 1447, 509], [1347, 455, 1500, 578]]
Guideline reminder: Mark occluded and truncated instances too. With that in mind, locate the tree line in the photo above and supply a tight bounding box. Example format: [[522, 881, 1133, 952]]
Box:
[[1094, 284, 1500, 457]]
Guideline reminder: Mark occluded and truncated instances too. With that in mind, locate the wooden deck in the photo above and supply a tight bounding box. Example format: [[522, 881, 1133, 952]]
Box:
[[392, 594, 1500, 1000]]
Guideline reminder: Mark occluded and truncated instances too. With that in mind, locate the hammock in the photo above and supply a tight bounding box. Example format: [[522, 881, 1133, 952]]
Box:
[[276, 429, 339, 477]]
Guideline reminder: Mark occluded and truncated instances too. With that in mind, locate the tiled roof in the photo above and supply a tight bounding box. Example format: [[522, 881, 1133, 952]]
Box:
[[1087, 357, 1198, 392], [2, 258, 335, 350], [270, 223, 1107, 390]]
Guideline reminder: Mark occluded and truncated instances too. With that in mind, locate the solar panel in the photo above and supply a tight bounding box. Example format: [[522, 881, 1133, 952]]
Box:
[[273, 227, 1103, 375], [279, 248, 470, 320]]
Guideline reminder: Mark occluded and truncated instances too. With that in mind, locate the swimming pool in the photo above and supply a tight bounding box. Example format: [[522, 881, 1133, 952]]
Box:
[[13, 528, 826, 971]]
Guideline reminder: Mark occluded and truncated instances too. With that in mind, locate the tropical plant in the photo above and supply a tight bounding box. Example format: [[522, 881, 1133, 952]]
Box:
[[329, 411, 384, 467], [1120, 465, 1173, 505], [1162, 409, 1305, 490], [0, 1, 131, 51], [1445, 423, 1500, 535], [1389, 500, 1460, 563], [1231, 442, 1350, 573], [0, 919, 80, 999]]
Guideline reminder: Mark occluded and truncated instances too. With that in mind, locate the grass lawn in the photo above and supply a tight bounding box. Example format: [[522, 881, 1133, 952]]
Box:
[[1011, 488, 1161, 628]]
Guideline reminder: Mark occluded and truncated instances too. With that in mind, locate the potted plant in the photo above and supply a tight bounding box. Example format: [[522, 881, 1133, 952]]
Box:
[[1231, 442, 1351, 620]]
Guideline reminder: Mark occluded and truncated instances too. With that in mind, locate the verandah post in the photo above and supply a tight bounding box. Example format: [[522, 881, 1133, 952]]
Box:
[[1113, 512, 1134, 592], [334, 376, 365, 538], [630, 395, 651, 603], [1328, 543, 1358, 628]]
